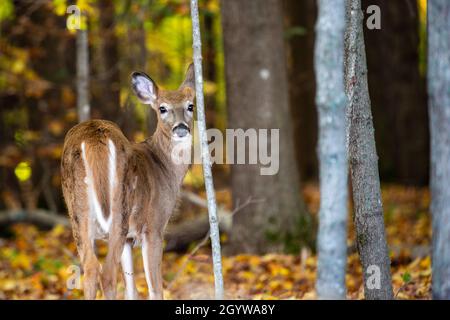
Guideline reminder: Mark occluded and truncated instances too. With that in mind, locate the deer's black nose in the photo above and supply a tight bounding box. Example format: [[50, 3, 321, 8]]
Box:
[[173, 123, 190, 138]]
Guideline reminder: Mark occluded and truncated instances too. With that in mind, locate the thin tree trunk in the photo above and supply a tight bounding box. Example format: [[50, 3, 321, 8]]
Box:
[[76, 28, 90, 122], [314, 0, 348, 300], [344, 0, 393, 300], [221, 0, 314, 254], [190, 0, 224, 300], [428, 0, 450, 300]]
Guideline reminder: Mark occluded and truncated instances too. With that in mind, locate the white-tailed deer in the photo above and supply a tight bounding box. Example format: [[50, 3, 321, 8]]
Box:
[[61, 64, 195, 300]]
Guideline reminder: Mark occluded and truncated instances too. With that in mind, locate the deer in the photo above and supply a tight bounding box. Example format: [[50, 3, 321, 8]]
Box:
[[61, 64, 195, 300]]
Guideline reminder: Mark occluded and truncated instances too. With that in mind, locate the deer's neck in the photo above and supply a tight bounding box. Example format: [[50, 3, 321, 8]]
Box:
[[145, 125, 191, 184]]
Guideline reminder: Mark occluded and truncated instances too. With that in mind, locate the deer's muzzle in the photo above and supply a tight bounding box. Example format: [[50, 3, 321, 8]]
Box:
[[172, 123, 190, 138]]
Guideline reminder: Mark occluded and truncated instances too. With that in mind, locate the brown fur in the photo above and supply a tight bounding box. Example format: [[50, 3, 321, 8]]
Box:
[[61, 64, 195, 299]]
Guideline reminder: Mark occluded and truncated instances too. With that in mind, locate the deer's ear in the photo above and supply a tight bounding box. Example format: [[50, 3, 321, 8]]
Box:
[[131, 72, 158, 105], [179, 63, 195, 91]]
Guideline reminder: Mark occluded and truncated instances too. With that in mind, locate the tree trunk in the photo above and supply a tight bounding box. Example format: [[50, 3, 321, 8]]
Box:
[[428, 0, 450, 300], [123, 13, 149, 138], [190, 0, 224, 300], [314, 0, 349, 300], [76, 28, 90, 122], [221, 0, 313, 254], [284, 0, 318, 182], [363, 0, 429, 185], [95, 0, 121, 123], [344, 0, 393, 300], [203, 3, 217, 115]]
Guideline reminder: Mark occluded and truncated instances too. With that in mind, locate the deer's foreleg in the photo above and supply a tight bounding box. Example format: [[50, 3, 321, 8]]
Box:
[[142, 230, 164, 300]]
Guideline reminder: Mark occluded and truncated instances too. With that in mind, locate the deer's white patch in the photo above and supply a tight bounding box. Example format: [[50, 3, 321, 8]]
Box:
[[171, 134, 192, 165], [81, 141, 111, 233], [121, 242, 137, 300], [142, 234, 156, 299], [108, 139, 116, 219]]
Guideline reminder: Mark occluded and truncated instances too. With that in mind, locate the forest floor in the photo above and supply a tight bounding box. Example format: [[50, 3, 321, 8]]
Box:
[[0, 184, 431, 299]]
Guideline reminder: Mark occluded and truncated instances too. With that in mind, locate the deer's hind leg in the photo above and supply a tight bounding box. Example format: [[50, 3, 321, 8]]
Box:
[[101, 172, 129, 300], [77, 222, 101, 300], [67, 171, 101, 300], [120, 163, 138, 299]]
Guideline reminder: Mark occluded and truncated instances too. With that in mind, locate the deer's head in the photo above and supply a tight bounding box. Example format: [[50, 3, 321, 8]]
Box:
[[131, 64, 195, 141]]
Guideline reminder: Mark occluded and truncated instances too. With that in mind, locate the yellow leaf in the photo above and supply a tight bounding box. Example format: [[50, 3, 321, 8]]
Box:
[[11, 252, 32, 270], [52, 0, 67, 16], [283, 280, 294, 290], [48, 120, 64, 136], [185, 261, 197, 274], [14, 161, 32, 182], [0, 279, 16, 291], [268, 280, 282, 290], [51, 224, 66, 237], [240, 271, 254, 280], [419, 256, 431, 269]]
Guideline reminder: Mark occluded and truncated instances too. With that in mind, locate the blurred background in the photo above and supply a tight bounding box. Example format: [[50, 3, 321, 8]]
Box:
[[0, 0, 431, 299]]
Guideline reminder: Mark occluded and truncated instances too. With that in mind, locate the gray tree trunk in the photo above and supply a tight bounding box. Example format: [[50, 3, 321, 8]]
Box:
[[220, 0, 314, 254], [428, 0, 450, 300], [190, 0, 224, 300], [76, 28, 90, 122], [344, 0, 393, 300], [314, 0, 349, 300]]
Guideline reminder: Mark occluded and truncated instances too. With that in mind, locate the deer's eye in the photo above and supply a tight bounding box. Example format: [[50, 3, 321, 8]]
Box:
[[159, 106, 167, 114], [187, 104, 194, 112]]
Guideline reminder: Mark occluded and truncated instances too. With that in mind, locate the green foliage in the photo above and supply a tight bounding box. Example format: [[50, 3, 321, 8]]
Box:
[[402, 271, 412, 284], [0, 0, 14, 23], [148, 14, 193, 87]]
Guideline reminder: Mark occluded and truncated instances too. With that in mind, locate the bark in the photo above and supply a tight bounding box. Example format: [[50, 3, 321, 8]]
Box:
[[123, 15, 150, 137], [95, 0, 121, 123], [428, 0, 450, 300], [344, 0, 393, 299], [221, 0, 314, 254], [76, 28, 90, 122], [284, 0, 318, 181], [190, 0, 224, 300], [203, 3, 216, 115], [363, 0, 429, 185], [314, 0, 349, 300]]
